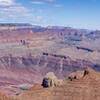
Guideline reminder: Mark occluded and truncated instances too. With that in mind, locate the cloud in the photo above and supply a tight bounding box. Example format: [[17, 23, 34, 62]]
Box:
[[31, 0, 62, 8], [0, 0, 34, 23], [33, 0, 55, 3], [0, 0, 46, 24], [0, 0, 51, 24], [32, 1, 45, 5], [0, 6, 33, 21], [32, 0, 56, 4], [35, 16, 43, 22], [54, 4, 62, 8], [0, 0, 15, 6]]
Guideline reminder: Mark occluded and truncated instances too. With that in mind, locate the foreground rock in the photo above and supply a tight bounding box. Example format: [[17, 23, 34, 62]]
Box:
[[42, 72, 64, 88], [16, 68, 100, 100]]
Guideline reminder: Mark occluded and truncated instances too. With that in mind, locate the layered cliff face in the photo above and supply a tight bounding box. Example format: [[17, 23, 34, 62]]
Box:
[[0, 53, 95, 92]]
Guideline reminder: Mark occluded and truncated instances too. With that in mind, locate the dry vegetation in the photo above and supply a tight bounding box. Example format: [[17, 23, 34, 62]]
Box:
[[0, 92, 13, 100]]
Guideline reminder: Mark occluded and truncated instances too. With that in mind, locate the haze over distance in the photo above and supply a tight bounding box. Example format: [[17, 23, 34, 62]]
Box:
[[0, 0, 100, 29]]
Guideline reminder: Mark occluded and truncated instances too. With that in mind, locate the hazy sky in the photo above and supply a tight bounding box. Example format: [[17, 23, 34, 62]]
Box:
[[0, 0, 100, 29]]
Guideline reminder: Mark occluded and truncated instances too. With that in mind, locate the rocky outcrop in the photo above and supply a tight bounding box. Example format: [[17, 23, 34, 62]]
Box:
[[42, 72, 64, 88], [17, 68, 100, 100], [68, 70, 85, 81]]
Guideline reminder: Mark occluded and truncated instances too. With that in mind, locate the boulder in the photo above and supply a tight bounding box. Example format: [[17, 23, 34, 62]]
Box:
[[19, 84, 33, 90], [68, 70, 85, 81], [42, 72, 64, 88]]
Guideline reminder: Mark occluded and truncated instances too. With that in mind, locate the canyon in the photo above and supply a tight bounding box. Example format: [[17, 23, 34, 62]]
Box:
[[0, 24, 100, 99]]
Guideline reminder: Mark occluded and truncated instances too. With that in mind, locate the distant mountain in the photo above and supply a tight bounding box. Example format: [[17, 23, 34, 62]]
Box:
[[86, 30, 100, 40], [0, 23, 32, 27]]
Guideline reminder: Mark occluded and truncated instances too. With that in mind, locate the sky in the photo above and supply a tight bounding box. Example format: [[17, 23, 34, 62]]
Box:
[[0, 0, 100, 29]]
